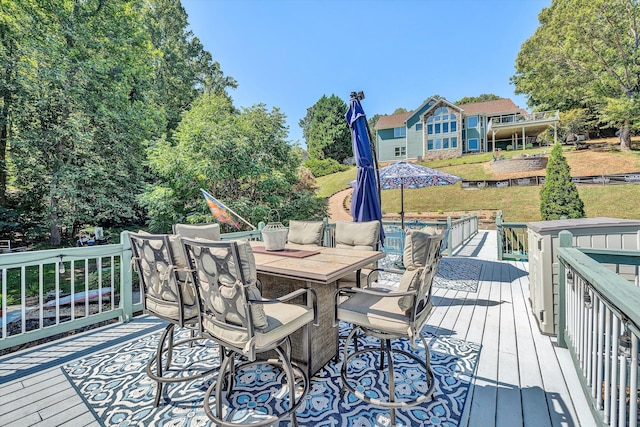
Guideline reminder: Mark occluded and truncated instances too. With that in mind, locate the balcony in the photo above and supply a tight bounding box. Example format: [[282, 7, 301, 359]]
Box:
[[0, 223, 613, 426], [487, 110, 560, 142]]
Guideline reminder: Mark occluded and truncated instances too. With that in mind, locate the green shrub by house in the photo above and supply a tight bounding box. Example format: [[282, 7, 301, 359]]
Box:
[[540, 143, 585, 220]]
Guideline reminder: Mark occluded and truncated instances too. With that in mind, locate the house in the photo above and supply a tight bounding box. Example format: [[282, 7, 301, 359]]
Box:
[[374, 97, 560, 162]]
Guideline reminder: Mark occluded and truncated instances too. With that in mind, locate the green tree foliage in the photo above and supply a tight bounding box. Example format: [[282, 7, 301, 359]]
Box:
[[302, 95, 351, 163], [512, 0, 640, 150], [142, 0, 237, 139], [143, 93, 327, 232], [392, 107, 408, 114], [540, 144, 585, 220], [455, 94, 501, 105], [9, 0, 162, 245], [302, 158, 348, 178]]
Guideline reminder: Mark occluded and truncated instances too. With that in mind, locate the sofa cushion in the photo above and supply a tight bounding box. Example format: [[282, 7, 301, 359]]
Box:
[[287, 220, 324, 246]]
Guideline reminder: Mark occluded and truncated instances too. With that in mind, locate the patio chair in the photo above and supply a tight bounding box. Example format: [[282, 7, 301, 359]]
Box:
[[287, 220, 325, 247], [129, 232, 217, 407], [181, 237, 318, 427], [334, 229, 444, 425], [334, 220, 381, 288], [173, 222, 221, 241]]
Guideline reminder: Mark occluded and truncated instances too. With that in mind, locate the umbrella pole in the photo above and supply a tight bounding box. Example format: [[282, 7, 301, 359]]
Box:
[[400, 183, 405, 230]]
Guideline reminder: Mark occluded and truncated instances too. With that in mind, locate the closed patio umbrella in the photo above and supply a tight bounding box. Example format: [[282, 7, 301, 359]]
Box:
[[346, 92, 385, 242], [378, 160, 461, 230]]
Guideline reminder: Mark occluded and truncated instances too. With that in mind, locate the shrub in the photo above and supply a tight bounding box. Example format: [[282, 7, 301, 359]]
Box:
[[526, 143, 533, 149], [540, 143, 585, 220], [506, 145, 513, 151], [303, 158, 349, 178]]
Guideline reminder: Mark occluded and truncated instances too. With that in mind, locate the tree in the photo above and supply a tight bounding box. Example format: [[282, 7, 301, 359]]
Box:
[[143, 93, 326, 232], [142, 0, 237, 140], [540, 143, 585, 220], [456, 94, 501, 105], [9, 0, 161, 245], [303, 95, 351, 163], [512, 0, 640, 150]]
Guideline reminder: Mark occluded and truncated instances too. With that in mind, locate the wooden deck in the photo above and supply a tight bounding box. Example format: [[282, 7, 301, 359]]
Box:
[[0, 230, 596, 426]]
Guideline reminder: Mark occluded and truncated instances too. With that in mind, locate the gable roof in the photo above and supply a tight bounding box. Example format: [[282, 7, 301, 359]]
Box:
[[458, 98, 523, 116], [374, 111, 413, 130]]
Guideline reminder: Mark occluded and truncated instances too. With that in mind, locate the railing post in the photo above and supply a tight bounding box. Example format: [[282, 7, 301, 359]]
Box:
[[323, 217, 329, 247], [496, 211, 503, 261], [120, 231, 133, 323], [558, 230, 573, 348], [447, 216, 453, 257]]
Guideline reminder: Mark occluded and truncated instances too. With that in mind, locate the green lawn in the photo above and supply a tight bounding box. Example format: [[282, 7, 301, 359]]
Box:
[[316, 148, 640, 223]]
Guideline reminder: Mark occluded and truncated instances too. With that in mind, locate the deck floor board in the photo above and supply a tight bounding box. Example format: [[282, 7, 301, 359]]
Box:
[[0, 230, 596, 426]]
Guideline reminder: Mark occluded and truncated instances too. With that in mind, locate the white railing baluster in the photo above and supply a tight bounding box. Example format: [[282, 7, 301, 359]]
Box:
[[2, 268, 7, 338], [98, 256, 103, 313], [70, 260, 75, 321], [586, 289, 593, 384], [605, 309, 612, 423], [610, 318, 619, 427], [20, 266, 26, 334], [618, 349, 627, 427], [38, 264, 43, 328], [110, 255, 115, 307], [629, 333, 638, 426], [596, 299, 605, 406], [84, 258, 90, 317]]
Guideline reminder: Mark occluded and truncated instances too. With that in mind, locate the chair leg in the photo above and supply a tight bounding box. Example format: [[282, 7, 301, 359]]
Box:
[[153, 323, 173, 407], [386, 342, 396, 426], [277, 338, 299, 427]]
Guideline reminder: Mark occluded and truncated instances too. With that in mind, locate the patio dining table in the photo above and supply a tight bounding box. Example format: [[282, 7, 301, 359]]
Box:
[[250, 242, 386, 377]]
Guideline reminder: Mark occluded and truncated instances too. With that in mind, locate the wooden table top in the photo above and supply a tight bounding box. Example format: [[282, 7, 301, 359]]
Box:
[[250, 242, 386, 284]]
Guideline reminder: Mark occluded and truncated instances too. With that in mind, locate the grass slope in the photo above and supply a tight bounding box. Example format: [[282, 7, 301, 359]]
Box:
[[316, 145, 640, 222]]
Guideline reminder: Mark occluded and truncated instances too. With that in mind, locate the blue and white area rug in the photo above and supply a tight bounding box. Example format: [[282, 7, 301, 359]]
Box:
[[63, 324, 480, 426], [379, 255, 483, 293]]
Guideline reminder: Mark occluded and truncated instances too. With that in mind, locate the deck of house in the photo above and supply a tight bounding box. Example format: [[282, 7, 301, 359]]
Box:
[[0, 230, 597, 426]]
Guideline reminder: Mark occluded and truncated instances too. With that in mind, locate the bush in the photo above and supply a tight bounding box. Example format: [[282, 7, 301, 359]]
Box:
[[540, 143, 585, 220], [303, 158, 349, 178], [526, 143, 533, 149], [506, 145, 513, 151]]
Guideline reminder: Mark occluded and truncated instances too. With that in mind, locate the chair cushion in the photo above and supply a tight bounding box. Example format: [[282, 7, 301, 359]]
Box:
[[337, 291, 411, 336], [287, 220, 324, 246], [174, 223, 221, 241], [396, 268, 422, 312], [403, 229, 434, 268], [201, 302, 314, 355], [335, 220, 379, 250], [338, 268, 378, 287]]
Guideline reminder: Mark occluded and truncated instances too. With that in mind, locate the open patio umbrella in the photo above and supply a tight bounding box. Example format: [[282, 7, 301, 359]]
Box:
[[378, 160, 461, 230], [345, 92, 385, 242]]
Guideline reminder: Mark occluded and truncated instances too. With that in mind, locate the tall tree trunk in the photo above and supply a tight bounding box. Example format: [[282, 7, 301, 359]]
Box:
[[0, 122, 7, 205], [620, 120, 632, 151], [50, 197, 61, 246]]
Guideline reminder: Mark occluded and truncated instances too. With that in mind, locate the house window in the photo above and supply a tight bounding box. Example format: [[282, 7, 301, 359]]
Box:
[[451, 121, 457, 132], [468, 138, 479, 151], [427, 140, 433, 150], [435, 123, 441, 134], [394, 127, 406, 138], [434, 138, 442, 149], [443, 138, 449, 149], [443, 122, 449, 133], [467, 116, 478, 128], [427, 124, 433, 134], [395, 146, 406, 157], [452, 137, 458, 148], [416, 123, 423, 131]]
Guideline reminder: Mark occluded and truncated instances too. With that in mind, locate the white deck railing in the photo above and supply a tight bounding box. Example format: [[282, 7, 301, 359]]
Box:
[[1, 217, 475, 352], [557, 230, 640, 426]]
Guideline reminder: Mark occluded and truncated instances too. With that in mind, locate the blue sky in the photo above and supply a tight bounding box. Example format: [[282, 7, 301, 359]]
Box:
[[182, 0, 549, 148]]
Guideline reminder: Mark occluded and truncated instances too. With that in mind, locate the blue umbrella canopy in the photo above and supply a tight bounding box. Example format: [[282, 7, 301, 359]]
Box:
[[345, 95, 385, 242], [377, 160, 461, 229]]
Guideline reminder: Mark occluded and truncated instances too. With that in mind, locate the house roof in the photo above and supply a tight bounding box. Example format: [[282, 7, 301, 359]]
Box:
[[458, 98, 523, 116], [374, 111, 414, 130], [374, 98, 527, 130]]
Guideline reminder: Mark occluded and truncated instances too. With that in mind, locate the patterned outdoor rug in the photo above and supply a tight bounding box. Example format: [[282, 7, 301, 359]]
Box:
[[63, 324, 480, 426], [379, 255, 483, 293]]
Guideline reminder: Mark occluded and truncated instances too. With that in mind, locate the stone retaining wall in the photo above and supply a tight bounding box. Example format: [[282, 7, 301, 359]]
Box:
[[490, 156, 547, 173]]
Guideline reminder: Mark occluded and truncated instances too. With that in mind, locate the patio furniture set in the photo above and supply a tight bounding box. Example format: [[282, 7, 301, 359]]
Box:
[[128, 219, 444, 426]]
